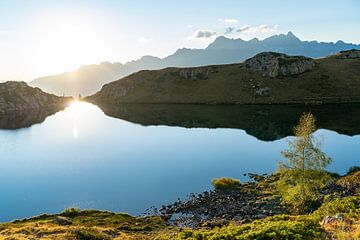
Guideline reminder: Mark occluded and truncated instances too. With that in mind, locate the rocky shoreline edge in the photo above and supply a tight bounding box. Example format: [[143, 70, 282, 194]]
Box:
[[1, 170, 359, 239], [154, 171, 360, 228]]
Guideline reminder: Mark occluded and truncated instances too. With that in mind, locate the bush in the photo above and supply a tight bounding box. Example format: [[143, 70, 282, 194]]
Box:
[[277, 169, 331, 214], [211, 177, 240, 190], [315, 196, 360, 219], [72, 229, 111, 240], [62, 207, 81, 218], [347, 166, 360, 175]]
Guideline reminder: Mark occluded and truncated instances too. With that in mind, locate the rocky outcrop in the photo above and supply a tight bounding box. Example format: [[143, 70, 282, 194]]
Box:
[[179, 68, 216, 80], [245, 52, 315, 77], [335, 49, 360, 59], [0, 81, 70, 114]]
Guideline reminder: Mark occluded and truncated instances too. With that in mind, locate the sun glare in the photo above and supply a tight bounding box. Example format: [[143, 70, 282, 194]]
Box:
[[28, 13, 108, 75]]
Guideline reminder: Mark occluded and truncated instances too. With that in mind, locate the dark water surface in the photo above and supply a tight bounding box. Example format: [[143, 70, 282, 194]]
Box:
[[0, 102, 359, 222]]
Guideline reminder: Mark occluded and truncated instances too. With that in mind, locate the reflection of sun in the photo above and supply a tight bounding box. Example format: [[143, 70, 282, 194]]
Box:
[[72, 126, 79, 139], [67, 101, 87, 139], [67, 101, 87, 115], [63, 101, 98, 139]]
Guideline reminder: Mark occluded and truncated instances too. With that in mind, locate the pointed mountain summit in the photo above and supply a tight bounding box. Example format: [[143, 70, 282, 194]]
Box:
[[206, 36, 247, 50], [262, 31, 301, 45]]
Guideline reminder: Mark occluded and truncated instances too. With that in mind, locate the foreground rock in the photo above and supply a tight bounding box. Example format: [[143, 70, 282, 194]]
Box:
[[0, 81, 70, 114]]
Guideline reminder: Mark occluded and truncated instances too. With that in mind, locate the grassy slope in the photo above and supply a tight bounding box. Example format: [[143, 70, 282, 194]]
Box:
[[1, 196, 360, 240], [88, 57, 360, 104]]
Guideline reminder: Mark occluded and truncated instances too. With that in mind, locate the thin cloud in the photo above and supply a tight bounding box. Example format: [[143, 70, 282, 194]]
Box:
[[237, 25, 251, 33], [192, 30, 217, 39], [224, 27, 235, 35], [237, 24, 278, 34]]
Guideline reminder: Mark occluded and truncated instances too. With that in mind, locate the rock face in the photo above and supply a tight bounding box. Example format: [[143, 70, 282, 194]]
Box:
[[0, 81, 70, 114], [179, 68, 216, 80], [245, 52, 315, 77], [335, 49, 360, 59]]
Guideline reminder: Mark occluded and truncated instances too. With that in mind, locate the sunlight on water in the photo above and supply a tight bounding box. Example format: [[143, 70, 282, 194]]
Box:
[[65, 101, 97, 139]]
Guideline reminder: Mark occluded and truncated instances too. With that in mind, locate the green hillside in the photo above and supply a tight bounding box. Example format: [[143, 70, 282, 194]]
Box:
[[88, 50, 360, 105]]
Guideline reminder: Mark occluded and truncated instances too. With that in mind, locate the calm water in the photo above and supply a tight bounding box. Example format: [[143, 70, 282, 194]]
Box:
[[0, 102, 360, 222]]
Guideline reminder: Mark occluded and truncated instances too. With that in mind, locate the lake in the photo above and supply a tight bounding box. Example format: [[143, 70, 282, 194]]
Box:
[[1, 102, 360, 222]]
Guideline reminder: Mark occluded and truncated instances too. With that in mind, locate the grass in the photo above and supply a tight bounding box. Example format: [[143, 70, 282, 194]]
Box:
[[1, 174, 360, 239], [62, 207, 82, 218], [156, 196, 360, 240], [71, 228, 112, 240], [0, 210, 173, 240], [88, 56, 360, 105], [1, 197, 360, 239], [211, 177, 241, 190]]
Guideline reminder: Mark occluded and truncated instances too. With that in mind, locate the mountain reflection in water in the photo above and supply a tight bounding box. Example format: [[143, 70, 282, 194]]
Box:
[[95, 103, 360, 141]]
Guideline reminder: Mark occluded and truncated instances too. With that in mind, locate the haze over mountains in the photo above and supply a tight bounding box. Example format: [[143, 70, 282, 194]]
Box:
[[30, 32, 360, 96]]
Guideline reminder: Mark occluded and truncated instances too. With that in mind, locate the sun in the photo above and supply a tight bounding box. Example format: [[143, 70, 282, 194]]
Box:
[[28, 13, 107, 76]]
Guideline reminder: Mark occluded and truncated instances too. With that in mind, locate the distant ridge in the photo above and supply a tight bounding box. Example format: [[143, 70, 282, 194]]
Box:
[[30, 32, 360, 96]]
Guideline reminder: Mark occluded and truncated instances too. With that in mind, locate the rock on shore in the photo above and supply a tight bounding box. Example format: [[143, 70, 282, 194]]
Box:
[[0, 81, 70, 114]]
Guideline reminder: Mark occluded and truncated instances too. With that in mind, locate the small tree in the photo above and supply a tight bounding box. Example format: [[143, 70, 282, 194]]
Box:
[[278, 112, 332, 213]]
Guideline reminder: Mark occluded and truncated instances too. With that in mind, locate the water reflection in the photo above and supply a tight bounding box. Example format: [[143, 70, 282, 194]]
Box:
[[95, 103, 360, 141], [0, 108, 63, 129], [0, 102, 360, 222]]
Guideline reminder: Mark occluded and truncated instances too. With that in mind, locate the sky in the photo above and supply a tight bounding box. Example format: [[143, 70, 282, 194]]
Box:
[[0, 0, 359, 81]]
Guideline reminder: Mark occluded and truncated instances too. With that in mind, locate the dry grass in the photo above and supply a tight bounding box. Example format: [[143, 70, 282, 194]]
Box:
[[89, 57, 360, 104], [0, 210, 176, 240]]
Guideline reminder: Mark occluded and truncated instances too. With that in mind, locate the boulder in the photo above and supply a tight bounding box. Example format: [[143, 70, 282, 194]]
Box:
[[53, 216, 72, 225], [245, 52, 315, 77], [335, 49, 360, 59]]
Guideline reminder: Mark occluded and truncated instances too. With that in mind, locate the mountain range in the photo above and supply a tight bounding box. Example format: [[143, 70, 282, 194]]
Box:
[[30, 32, 360, 96]]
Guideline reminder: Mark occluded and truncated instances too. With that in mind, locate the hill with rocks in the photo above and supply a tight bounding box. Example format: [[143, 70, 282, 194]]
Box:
[[87, 50, 360, 105], [0, 81, 70, 114], [30, 32, 360, 96]]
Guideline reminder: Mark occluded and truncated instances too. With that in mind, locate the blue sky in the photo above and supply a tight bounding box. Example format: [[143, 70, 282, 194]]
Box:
[[0, 0, 359, 81]]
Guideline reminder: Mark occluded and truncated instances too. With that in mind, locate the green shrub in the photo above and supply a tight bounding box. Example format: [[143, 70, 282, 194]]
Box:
[[62, 207, 81, 218], [72, 229, 111, 240], [347, 166, 360, 175], [315, 196, 360, 219], [156, 215, 325, 240], [211, 177, 240, 190]]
